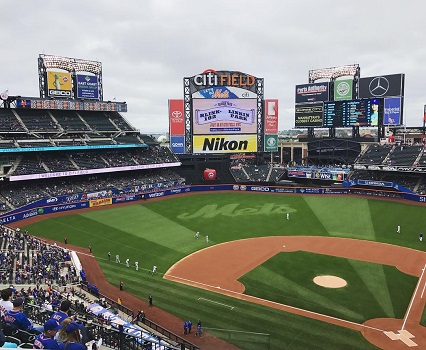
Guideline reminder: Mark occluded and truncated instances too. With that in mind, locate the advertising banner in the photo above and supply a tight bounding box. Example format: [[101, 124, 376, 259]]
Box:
[[193, 134, 257, 153], [169, 99, 185, 135], [76, 74, 99, 99], [334, 79, 353, 101], [47, 70, 72, 98], [358, 74, 404, 98], [170, 135, 185, 154], [383, 97, 402, 125], [295, 83, 329, 104], [264, 134, 278, 152], [265, 99, 278, 134], [192, 86, 258, 99], [193, 99, 257, 134], [89, 198, 113, 207], [295, 103, 323, 127]]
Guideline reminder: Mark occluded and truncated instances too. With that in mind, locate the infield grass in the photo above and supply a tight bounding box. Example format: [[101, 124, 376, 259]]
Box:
[[23, 193, 426, 350]]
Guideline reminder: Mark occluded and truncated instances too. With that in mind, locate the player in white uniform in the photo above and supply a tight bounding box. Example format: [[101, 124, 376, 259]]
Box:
[[135, 261, 139, 271], [126, 258, 130, 268], [116, 254, 120, 263]]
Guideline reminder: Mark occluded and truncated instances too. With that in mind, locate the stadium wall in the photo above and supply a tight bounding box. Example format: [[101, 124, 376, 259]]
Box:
[[1, 185, 425, 224]]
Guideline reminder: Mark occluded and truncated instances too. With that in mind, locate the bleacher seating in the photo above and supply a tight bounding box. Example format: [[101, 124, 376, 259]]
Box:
[[15, 110, 59, 132], [104, 112, 135, 131], [52, 110, 90, 132], [356, 144, 393, 165], [78, 111, 119, 132], [0, 109, 25, 132], [385, 145, 423, 166]]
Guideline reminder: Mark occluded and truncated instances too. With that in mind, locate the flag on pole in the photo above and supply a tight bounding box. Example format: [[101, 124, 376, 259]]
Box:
[[0, 90, 8, 100]]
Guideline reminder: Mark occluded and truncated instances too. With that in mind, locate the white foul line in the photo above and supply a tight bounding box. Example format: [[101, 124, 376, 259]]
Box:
[[198, 297, 234, 310], [167, 274, 384, 332], [421, 280, 426, 299], [401, 263, 426, 331]]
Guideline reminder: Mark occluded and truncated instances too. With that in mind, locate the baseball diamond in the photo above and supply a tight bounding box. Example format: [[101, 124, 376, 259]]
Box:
[[15, 191, 426, 350]]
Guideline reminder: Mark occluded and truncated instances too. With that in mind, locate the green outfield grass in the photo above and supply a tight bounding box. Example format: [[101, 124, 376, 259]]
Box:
[[22, 193, 426, 350], [239, 251, 417, 322]]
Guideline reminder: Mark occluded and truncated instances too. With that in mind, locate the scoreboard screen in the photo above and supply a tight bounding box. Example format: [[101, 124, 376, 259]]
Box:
[[323, 101, 345, 127], [324, 99, 379, 127]]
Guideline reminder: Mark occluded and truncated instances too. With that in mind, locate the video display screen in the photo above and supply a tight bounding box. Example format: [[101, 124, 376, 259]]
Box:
[[192, 99, 257, 134], [294, 103, 323, 127], [323, 99, 379, 127]]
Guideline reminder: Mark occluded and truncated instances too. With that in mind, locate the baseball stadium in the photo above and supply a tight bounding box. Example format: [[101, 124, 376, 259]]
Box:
[[0, 58, 425, 350]]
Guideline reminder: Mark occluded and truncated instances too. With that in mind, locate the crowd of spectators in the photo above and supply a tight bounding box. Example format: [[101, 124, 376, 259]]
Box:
[[0, 168, 185, 209], [0, 224, 181, 349], [0, 227, 76, 287]]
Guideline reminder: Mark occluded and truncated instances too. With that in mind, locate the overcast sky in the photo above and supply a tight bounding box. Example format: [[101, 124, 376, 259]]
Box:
[[1, 1, 425, 133]]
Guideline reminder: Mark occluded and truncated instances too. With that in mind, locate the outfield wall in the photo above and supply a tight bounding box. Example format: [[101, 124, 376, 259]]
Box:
[[1, 184, 425, 224]]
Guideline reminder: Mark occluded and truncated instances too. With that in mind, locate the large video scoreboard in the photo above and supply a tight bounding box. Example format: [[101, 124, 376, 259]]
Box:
[[323, 99, 379, 127], [294, 67, 404, 128], [170, 70, 277, 154]]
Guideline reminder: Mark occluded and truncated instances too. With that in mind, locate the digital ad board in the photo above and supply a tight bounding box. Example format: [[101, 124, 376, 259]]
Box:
[[47, 70, 72, 97], [323, 98, 379, 127], [193, 134, 257, 153], [333, 79, 353, 101], [169, 99, 185, 136], [295, 103, 324, 127], [264, 99, 279, 134], [358, 74, 404, 98], [192, 86, 258, 99], [295, 83, 329, 104], [192, 99, 257, 134], [170, 135, 185, 154], [264, 134, 278, 152], [76, 74, 99, 99], [383, 97, 402, 125]]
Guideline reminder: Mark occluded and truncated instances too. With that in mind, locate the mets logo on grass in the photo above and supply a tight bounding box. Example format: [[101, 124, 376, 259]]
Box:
[[193, 134, 257, 153]]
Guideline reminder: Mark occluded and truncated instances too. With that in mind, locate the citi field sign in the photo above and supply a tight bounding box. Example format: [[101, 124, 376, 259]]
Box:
[[193, 69, 256, 88]]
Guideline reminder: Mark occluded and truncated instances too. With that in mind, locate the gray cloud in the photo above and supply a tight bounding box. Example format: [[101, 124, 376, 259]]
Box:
[[1, 0, 425, 132]]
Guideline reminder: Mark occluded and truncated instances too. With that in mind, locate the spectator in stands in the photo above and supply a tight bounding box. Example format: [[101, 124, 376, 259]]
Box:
[[55, 317, 73, 344], [51, 299, 72, 324], [34, 319, 62, 349], [3, 297, 40, 334], [60, 321, 85, 350], [0, 288, 13, 317]]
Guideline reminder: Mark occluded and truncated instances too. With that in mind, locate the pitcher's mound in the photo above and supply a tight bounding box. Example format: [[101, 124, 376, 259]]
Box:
[[314, 275, 347, 288]]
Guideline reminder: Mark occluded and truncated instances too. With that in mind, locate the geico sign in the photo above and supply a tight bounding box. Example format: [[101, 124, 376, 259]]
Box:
[[49, 90, 71, 97], [251, 187, 270, 192], [172, 142, 184, 147], [193, 69, 255, 87]]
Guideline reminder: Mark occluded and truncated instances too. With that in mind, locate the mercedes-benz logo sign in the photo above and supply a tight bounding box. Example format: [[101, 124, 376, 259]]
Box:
[[368, 76, 389, 96]]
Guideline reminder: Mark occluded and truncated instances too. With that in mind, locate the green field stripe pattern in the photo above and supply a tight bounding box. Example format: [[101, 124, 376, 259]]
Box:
[[239, 251, 417, 322], [303, 196, 396, 316], [303, 196, 376, 239], [79, 205, 203, 255], [22, 193, 425, 350]]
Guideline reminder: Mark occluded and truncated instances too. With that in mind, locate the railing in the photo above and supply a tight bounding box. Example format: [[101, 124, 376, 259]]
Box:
[[79, 283, 199, 350]]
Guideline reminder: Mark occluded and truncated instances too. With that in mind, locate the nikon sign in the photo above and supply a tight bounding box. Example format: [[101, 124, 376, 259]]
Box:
[[192, 134, 257, 154]]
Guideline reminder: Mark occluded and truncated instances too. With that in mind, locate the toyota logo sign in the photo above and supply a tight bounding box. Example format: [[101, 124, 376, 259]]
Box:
[[172, 110, 182, 119]]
